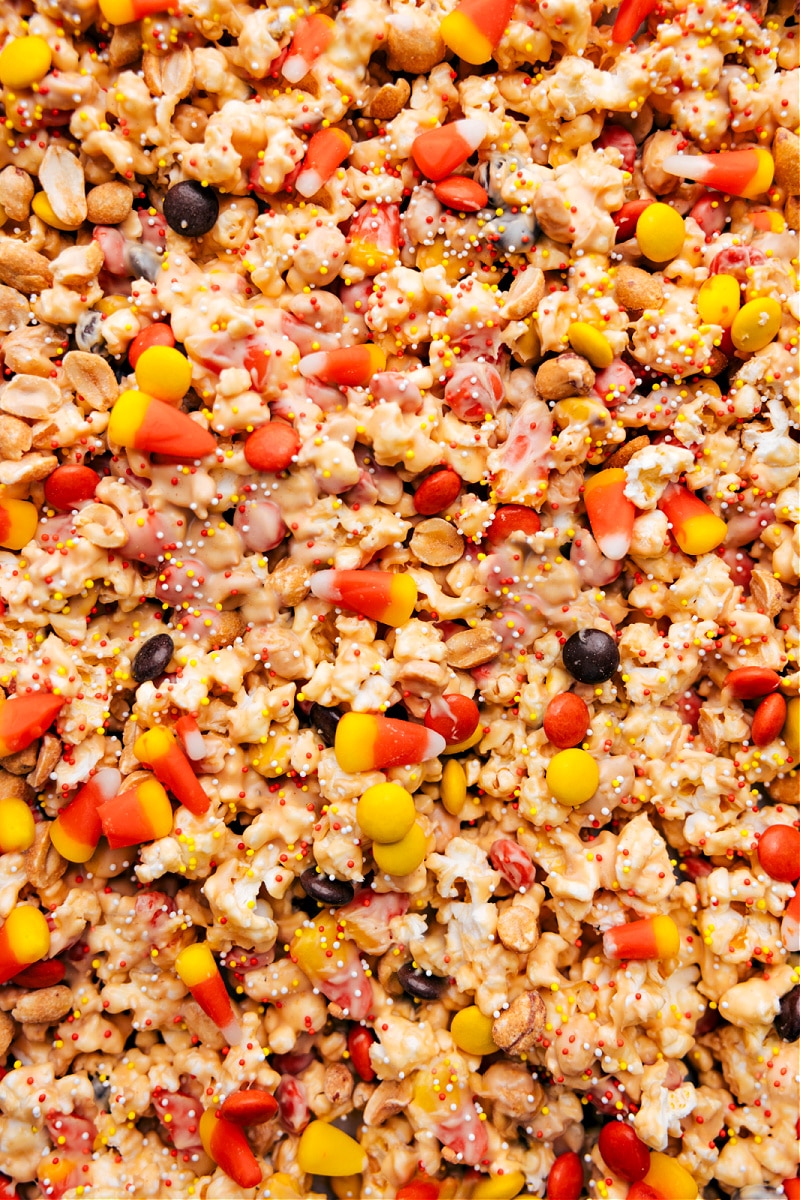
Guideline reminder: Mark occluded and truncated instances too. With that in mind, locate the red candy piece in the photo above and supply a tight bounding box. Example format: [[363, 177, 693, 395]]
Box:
[[627, 1185, 664, 1200], [396, 1182, 440, 1200], [128, 322, 175, 368], [547, 1150, 583, 1200], [613, 199, 653, 242], [44, 465, 100, 512], [11, 958, 66, 988], [757, 824, 800, 882], [411, 119, 486, 182], [242, 420, 302, 470], [489, 838, 535, 891], [598, 1122, 650, 1182], [424, 694, 480, 744], [725, 666, 781, 699], [543, 693, 590, 749], [486, 504, 541, 543], [689, 193, 730, 237], [612, 0, 657, 42], [347, 1026, 376, 1082], [751, 692, 787, 746], [595, 124, 636, 173], [433, 176, 488, 212], [413, 467, 462, 515], [218, 1089, 278, 1127], [593, 359, 637, 405], [784, 1180, 800, 1200]]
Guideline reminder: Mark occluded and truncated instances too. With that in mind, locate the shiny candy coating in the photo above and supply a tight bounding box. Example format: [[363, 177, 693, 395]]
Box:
[[131, 634, 175, 682], [598, 1121, 650, 1182], [697, 273, 740, 327], [134, 346, 192, 404], [411, 119, 486, 182], [433, 176, 489, 211], [0, 691, 64, 757], [0, 497, 38, 550], [725, 666, 781, 699], [775, 985, 800, 1042], [486, 504, 541, 543], [636, 202, 685, 262], [334, 712, 445, 772], [0, 35, 52, 88], [356, 781, 415, 843], [128, 322, 175, 368], [547, 1150, 583, 1200], [731, 297, 782, 353], [413, 467, 462, 514], [0, 906, 50, 985], [372, 821, 427, 875], [450, 1005, 497, 1056], [199, 1109, 262, 1188], [546, 748, 599, 806], [751, 693, 787, 746], [347, 1026, 376, 1081], [441, 758, 467, 815], [472, 1171, 526, 1199], [397, 962, 447, 1000], [567, 321, 614, 368], [543, 693, 590, 748], [562, 628, 619, 683], [44, 465, 100, 511], [218, 1089, 278, 1127], [163, 181, 219, 237], [439, 0, 517, 63], [244, 421, 301, 472], [297, 1120, 367, 1177], [603, 914, 680, 960], [658, 482, 727, 556], [756, 824, 800, 882], [299, 868, 355, 907], [643, 1151, 698, 1199], [0, 796, 35, 853], [424, 694, 479, 744]]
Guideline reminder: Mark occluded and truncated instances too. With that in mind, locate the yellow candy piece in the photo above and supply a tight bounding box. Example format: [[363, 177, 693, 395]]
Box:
[[450, 1005, 497, 1056], [696, 273, 740, 328], [546, 748, 599, 807], [730, 296, 782, 353], [32, 192, 81, 232], [440, 10, 494, 64], [0, 795, 35, 853], [783, 696, 800, 759], [95, 295, 130, 317], [442, 724, 483, 755], [331, 1174, 362, 1199], [0, 497, 38, 549], [264, 1174, 304, 1200], [441, 758, 467, 814], [567, 321, 614, 369], [135, 345, 193, 405], [0, 36, 52, 89], [297, 1121, 367, 1177], [249, 730, 293, 777], [472, 1170, 526, 1200], [643, 1152, 698, 1200], [552, 397, 613, 440], [636, 202, 685, 262], [356, 782, 415, 843], [373, 821, 427, 876]]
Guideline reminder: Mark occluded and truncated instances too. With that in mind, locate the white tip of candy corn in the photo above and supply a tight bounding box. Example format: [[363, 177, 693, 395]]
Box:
[[220, 1017, 243, 1046], [662, 153, 705, 183], [282, 55, 310, 83], [421, 728, 447, 760], [597, 531, 631, 562], [456, 118, 487, 154], [308, 569, 341, 603], [298, 350, 327, 378], [295, 168, 323, 198]]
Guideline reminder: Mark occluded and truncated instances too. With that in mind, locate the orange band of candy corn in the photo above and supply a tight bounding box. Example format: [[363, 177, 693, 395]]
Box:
[[134, 727, 210, 815]]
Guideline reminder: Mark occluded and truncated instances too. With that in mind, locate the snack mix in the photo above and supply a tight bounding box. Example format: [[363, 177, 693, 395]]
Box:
[[0, 0, 797, 1194]]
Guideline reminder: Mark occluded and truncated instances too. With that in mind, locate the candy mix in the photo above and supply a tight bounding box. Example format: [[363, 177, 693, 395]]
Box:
[[0, 0, 797, 1194]]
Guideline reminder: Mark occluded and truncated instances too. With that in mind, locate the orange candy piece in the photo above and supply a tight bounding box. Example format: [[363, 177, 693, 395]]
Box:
[[412, 119, 486, 182], [0, 691, 64, 757], [295, 127, 351, 197]]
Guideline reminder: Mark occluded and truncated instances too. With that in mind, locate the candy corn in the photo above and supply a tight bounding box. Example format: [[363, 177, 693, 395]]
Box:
[[603, 915, 680, 960], [309, 569, 417, 626], [334, 713, 446, 773], [108, 390, 216, 459], [0, 497, 37, 550], [611, 0, 657, 43], [134, 727, 210, 815], [0, 796, 35, 853], [298, 344, 386, 387], [11, 958, 65, 988], [97, 777, 173, 849], [583, 468, 636, 561], [176, 943, 242, 1044], [347, 202, 400, 274], [175, 714, 206, 761], [283, 13, 337, 83], [290, 913, 373, 1019], [297, 1121, 367, 1177], [643, 1152, 698, 1200], [411, 119, 486, 182], [440, 0, 517, 64], [295, 128, 352, 198], [199, 1109, 262, 1189], [658, 482, 727, 556], [662, 148, 774, 200], [0, 906, 50, 985], [49, 768, 121, 863], [0, 691, 64, 757], [99, 0, 174, 22]]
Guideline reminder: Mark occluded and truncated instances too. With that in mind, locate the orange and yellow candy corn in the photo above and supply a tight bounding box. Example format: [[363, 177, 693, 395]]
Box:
[[199, 1109, 262, 1189], [295, 128, 352, 198], [97, 777, 173, 849], [0, 691, 64, 757], [584, 468, 636, 561], [347, 202, 400, 274], [297, 1121, 367, 1177], [658, 482, 726, 556], [291, 913, 373, 1020], [99, 0, 174, 21], [440, 0, 517, 64], [0, 796, 35, 854], [0, 497, 37, 550], [108, 390, 216, 460], [662, 148, 774, 199], [309, 569, 417, 626], [50, 768, 122, 863], [643, 1153, 698, 1200], [134, 727, 209, 815], [283, 13, 336, 83], [412, 119, 486, 182], [176, 942, 242, 1043], [298, 344, 386, 387], [0, 905, 50, 984], [175, 713, 206, 761], [603, 915, 680, 960], [334, 713, 445, 773]]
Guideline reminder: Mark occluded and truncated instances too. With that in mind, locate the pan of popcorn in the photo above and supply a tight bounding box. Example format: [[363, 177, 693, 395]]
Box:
[[0, 0, 797, 1192]]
